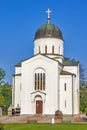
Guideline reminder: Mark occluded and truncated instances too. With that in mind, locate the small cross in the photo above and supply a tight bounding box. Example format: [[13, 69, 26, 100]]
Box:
[[46, 8, 52, 19], [46, 8, 52, 24]]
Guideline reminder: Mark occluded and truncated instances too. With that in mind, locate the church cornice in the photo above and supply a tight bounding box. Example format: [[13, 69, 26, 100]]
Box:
[[60, 70, 76, 76], [12, 73, 21, 76], [15, 53, 63, 67], [31, 90, 46, 95]]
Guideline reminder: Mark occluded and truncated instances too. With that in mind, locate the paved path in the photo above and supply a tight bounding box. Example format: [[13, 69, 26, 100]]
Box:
[[0, 115, 62, 123], [0, 115, 86, 123]]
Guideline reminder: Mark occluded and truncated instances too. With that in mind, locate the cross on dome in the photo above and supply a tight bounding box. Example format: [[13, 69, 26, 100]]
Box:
[[46, 8, 52, 24]]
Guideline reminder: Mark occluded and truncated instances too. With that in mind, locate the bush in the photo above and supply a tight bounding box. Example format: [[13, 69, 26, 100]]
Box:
[[0, 123, 4, 130], [85, 107, 87, 116]]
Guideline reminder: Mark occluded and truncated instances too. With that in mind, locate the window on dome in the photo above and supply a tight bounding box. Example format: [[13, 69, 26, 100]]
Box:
[[45, 46, 47, 54], [64, 100, 66, 108], [64, 83, 67, 91], [52, 46, 54, 54], [35, 73, 45, 91], [39, 46, 41, 53]]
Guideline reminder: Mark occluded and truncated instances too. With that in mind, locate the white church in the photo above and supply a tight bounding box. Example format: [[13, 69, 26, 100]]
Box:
[[12, 9, 79, 116]]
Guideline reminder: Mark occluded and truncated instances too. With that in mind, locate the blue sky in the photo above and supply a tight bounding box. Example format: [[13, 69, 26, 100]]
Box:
[[0, 0, 87, 84]]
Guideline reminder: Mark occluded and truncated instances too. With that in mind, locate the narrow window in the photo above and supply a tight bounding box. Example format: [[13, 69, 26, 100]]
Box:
[[38, 73, 39, 90], [43, 73, 45, 90], [64, 83, 67, 91], [65, 100, 66, 108], [40, 73, 42, 90], [20, 83, 21, 91], [35, 73, 37, 90], [34, 73, 45, 91], [45, 46, 47, 54], [39, 46, 40, 53], [52, 46, 54, 54]]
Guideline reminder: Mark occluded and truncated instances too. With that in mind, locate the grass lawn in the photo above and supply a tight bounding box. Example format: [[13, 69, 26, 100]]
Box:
[[4, 123, 87, 130]]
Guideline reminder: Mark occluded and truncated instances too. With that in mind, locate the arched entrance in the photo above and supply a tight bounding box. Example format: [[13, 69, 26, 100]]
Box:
[[35, 95, 43, 114]]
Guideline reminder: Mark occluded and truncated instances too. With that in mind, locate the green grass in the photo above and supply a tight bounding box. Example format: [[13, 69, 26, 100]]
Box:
[[4, 123, 87, 130]]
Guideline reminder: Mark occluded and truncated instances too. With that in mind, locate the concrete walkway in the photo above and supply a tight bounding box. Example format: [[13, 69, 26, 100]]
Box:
[[0, 115, 62, 123], [0, 115, 86, 123]]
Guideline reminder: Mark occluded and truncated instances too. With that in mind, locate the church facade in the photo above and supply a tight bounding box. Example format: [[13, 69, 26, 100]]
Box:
[[12, 9, 79, 116]]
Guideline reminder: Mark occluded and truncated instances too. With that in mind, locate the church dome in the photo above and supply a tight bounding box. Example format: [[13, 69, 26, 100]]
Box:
[[34, 23, 63, 41]]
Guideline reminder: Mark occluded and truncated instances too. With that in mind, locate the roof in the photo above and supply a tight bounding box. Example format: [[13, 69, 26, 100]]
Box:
[[31, 90, 46, 95], [13, 73, 21, 76], [15, 61, 21, 67], [63, 58, 79, 66], [15, 54, 61, 67], [34, 23, 63, 41], [60, 70, 76, 76]]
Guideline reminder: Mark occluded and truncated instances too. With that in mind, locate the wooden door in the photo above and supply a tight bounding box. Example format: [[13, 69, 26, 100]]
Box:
[[36, 100, 43, 114]]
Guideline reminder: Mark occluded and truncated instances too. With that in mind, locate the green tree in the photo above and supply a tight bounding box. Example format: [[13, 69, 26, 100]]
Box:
[[80, 87, 87, 112], [0, 96, 4, 106], [0, 123, 4, 130], [80, 64, 87, 88], [0, 68, 5, 85], [0, 67, 12, 114], [0, 83, 12, 114], [80, 64, 87, 112], [80, 64, 87, 113]]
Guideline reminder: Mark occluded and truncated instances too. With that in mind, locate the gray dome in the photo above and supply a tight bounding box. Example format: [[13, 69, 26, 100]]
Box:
[[34, 23, 63, 40]]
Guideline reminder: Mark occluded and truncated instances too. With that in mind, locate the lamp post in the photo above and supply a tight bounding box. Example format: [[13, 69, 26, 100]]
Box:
[[77, 89, 80, 122]]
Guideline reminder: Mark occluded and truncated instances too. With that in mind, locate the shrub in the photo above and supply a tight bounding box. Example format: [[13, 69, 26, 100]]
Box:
[[85, 107, 87, 116], [0, 123, 4, 130]]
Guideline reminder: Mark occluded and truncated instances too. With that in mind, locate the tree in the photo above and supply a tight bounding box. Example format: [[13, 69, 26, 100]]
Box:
[[0, 123, 4, 130], [0, 68, 5, 85], [79, 64, 87, 113], [0, 83, 12, 114], [0, 96, 4, 106], [0, 67, 12, 115], [79, 64, 87, 112], [80, 87, 87, 112], [80, 64, 87, 88]]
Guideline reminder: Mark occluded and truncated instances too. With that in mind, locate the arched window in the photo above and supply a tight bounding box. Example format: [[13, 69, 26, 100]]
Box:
[[45, 45, 47, 54], [52, 45, 54, 54], [64, 83, 67, 91], [34, 69, 45, 91], [39, 46, 40, 53], [65, 100, 66, 107]]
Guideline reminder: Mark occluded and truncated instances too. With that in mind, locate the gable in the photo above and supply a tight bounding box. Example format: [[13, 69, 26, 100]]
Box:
[[22, 54, 58, 65]]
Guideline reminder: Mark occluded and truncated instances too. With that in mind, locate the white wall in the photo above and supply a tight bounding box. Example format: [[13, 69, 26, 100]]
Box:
[[62, 65, 79, 115], [15, 67, 21, 74], [13, 55, 79, 115], [60, 75, 73, 115], [20, 54, 60, 115], [13, 76, 21, 108], [34, 38, 63, 55]]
